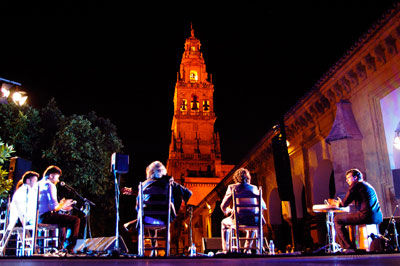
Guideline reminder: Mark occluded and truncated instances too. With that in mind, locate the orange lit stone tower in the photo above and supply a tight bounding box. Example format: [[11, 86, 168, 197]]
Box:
[[167, 25, 233, 206]]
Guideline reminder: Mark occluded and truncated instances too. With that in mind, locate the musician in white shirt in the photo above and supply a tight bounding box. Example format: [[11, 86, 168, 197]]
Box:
[[8, 171, 39, 229]]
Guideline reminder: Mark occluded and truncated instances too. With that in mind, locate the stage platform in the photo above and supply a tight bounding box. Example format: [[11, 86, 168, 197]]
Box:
[[1, 252, 400, 266]]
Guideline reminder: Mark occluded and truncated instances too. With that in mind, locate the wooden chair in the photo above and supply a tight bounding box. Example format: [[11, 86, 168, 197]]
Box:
[[1, 216, 59, 256], [137, 180, 172, 257], [230, 186, 264, 254]]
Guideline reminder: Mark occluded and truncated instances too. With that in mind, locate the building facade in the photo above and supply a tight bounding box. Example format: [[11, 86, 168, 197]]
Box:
[[187, 4, 400, 252]]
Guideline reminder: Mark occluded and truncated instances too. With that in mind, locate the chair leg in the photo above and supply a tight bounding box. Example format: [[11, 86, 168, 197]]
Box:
[[229, 228, 233, 252]]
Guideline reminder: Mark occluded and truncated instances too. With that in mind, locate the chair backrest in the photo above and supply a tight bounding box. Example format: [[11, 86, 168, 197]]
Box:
[[137, 179, 172, 256], [232, 186, 264, 253], [232, 186, 262, 226], [139, 180, 173, 225]]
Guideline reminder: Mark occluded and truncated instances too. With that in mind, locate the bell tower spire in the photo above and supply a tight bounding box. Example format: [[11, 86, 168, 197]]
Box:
[[166, 25, 233, 206], [190, 22, 195, 37]]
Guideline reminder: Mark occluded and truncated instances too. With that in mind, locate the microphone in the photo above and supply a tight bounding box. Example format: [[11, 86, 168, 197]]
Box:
[[60, 181, 74, 190]]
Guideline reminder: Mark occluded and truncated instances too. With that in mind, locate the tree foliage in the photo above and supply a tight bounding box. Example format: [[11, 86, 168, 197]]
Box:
[[0, 99, 123, 236], [0, 138, 15, 199]]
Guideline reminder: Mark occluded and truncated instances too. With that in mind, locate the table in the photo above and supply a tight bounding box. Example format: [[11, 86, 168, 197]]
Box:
[[313, 204, 349, 253]]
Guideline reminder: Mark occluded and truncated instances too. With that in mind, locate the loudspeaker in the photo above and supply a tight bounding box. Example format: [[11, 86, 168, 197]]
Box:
[[8, 157, 32, 191], [111, 153, 129, 174], [393, 169, 400, 199], [73, 236, 128, 253], [271, 134, 294, 201], [202, 237, 221, 253]]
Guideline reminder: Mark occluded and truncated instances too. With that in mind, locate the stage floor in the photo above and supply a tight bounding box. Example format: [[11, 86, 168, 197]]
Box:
[[1, 253, 400, 266]]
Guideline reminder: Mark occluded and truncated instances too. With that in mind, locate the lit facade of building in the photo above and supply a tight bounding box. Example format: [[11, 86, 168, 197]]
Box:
[[186, 4, 400, 252]]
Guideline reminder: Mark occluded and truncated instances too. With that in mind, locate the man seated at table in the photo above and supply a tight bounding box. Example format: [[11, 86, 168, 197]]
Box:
[[328, 168, 382, 253]]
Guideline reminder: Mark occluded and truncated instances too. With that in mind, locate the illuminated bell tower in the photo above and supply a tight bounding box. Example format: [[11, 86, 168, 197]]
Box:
[[167, 25, 233, 206]]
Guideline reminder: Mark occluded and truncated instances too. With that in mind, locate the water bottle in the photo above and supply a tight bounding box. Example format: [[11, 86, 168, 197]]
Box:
[[269, 240, 275, 255]]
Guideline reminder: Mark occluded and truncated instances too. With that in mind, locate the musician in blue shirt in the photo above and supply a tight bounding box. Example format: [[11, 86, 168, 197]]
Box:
[[38, 165, 80, 254]]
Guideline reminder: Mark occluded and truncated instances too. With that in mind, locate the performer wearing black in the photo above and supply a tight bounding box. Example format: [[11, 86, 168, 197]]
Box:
[[38, 165, 81, 254], [328, 168, 383, 252], [123, 161, 192, 228]]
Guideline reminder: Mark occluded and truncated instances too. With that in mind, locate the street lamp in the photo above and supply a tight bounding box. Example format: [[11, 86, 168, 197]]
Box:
[[0, 77, 28, 106]]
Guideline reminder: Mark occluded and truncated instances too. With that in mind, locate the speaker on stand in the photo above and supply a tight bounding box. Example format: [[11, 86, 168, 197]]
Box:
[[111, 152, 129, 256]]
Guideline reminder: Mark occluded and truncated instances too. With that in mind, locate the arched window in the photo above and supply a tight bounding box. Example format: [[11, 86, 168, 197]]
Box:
[[180, 99, 187, 111], [203, 100, 210, 112], [190, 70, 198, 83], [191, 95, 199, 111]]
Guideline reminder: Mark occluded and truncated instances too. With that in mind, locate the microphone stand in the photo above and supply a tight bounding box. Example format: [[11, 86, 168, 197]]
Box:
[[385, 204, 400, 251], [112, 165, 122, 256], [62, 183, 96, 253], [391, 205, 400, 251], [187, 205, 196, 256]]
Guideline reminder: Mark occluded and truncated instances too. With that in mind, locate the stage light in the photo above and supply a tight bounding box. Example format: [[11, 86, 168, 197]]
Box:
[[1, 87, 10, 97], [11, 91, 28, 106], [0, 78, 27, 106]]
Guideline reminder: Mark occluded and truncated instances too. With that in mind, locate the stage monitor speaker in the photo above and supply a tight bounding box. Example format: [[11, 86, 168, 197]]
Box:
[[8, 156, 32, 191], [111, 153, 129, 174], [202, 237, 221, 253], [73, 236, 128, 253], [393, 169, 400, 199]]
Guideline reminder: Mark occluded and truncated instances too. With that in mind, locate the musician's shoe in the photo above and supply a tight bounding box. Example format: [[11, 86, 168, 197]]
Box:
[[215, 250, 228, 255], [342, 248, 355, 254]]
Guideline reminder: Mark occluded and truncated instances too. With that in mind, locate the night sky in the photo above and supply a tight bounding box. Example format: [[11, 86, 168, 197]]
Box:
[[1, 1, 398, 185]]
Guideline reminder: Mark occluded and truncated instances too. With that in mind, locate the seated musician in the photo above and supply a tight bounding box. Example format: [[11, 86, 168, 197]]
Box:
[[220, 168, 266, 253], [8, 171, 40, 229], [123, 161, 192, 229], [328, 168, 383, 253], [38, 165, 80, 254]]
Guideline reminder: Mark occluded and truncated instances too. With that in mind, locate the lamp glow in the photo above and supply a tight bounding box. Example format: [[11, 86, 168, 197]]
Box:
[[394, 135, 400, 150], [12, 91, 21, 102], [1, 87, 10, 98], [11, 91, 28, 106]]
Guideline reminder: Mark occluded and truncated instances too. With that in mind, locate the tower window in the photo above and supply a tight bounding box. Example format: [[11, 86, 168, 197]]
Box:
[[191, 46, 196, 52], [190, 70, 198, 83], [180, 99, 187, 111], [203, 100, 210, 112], [191, 95, 199, 111]]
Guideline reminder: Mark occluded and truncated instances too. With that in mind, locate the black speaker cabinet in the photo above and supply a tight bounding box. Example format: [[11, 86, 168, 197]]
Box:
[[111, 153, 129, 174], [393, 169, 400, 199], [73, 236, 128, 253], [8, 156, 32, 191]]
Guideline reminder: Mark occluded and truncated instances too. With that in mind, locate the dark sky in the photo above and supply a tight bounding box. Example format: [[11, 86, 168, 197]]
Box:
[[0, 1, 398, 183]]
